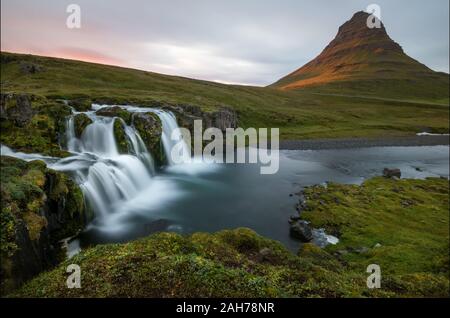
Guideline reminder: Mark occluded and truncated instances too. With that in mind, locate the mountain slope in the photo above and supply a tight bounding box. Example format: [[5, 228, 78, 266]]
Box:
[[1, 51, 448, 140], [271, 11, 449, 102]]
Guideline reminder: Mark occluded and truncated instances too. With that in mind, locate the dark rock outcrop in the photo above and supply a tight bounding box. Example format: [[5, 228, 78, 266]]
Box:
[[164, 104, 238, 133], [113, 119, 129, 154], [96, 106, 132, 124], [290, 220, 313, 242], [73, 113, 93, 138], [0, 157, 89, 295], [0, 94, 34, 127], [19, 62, 44, 74], [132, 112, 164, 165], [68, 99, 92, 112], [383, 168, 401, 179]]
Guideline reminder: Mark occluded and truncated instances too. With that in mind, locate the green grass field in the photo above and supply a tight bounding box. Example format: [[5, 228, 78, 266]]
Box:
[[1, 52, 449, 140]]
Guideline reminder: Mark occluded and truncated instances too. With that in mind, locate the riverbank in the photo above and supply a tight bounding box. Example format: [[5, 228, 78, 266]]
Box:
[[280, 135, 449, 150], [10, 176, 449, 298]]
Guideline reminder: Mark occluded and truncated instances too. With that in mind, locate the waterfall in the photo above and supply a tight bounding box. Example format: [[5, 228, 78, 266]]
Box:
[[1, 104, 192, 231], [155, 110, 191, 165]]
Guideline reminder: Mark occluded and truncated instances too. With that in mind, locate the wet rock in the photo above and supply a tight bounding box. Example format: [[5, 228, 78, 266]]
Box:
[[132, 112, 164, 165], [288, 215, 301, 224], [96, 106, 132, 124], [73, 113, 93, 138], [0, 157, 89, 295], [311, 228, 339, 248], [68, 99, 92, 112], [383, 168, 401, 179], [290, 220, 313, 242], [203, 107, 238, 132], [0, 94, 34, 126], [113, 119, 129, 154]]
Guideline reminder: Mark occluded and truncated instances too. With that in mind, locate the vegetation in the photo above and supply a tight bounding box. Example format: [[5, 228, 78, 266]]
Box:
[[301, 177, 449, 296], [10, 177, 449, 298], [1, 52, 448, 141], [1, 95, 71, 157], [0, 156, 88, 294]]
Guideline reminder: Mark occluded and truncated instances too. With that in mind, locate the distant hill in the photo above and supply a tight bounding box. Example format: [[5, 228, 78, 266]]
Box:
[[1, 48, 448, 140], [271, 11, 449, 103]]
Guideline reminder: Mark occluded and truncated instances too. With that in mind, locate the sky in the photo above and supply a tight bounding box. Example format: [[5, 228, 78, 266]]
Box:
[[1, 0, 449, 86]]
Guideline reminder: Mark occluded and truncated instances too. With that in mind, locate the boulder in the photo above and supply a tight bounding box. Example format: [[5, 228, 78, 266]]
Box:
[[383, 168, 401, 179], [73, 113, 93, 138], [132, 112, 164, 165], [290, 220, 313, 242], [0, 94, 34, 126], [68, 99, 92, 112], [96, 106, 132, 124], [113, 119, 129, 154], [19, 62, 43, 74]]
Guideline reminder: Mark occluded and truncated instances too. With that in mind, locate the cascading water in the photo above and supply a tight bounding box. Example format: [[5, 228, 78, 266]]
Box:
[[1, 104, 193, 236]]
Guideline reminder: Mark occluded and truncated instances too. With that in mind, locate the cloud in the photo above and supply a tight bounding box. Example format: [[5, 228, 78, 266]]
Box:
[[1, 0, 448, 85]]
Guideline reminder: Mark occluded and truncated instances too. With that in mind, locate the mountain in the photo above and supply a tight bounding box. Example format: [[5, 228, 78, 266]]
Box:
[[271, 11, 449, 102]]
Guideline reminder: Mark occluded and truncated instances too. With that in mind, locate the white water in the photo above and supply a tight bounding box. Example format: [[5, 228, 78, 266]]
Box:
[[1, 105, 196, 233]]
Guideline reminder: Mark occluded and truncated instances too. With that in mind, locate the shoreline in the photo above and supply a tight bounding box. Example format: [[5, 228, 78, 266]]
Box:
[[279, 135, 449, 150]]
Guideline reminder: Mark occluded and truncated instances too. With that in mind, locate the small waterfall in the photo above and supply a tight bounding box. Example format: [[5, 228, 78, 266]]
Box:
[[1, 104, 196, 234], [156, 111, 191, 165]]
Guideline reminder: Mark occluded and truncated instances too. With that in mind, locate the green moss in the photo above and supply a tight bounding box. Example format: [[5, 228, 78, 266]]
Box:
[[300, 177, 449, 294], [22, 211, 47, 241], [73, 113, 92, 138], [113, 119, 129, 154], [0, 97, 72, 157], [1, 156, 88, 294], [96, 106, 132, 124], [133, 112, 165, 165]]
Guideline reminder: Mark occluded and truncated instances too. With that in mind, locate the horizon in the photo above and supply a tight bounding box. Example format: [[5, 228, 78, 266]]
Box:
[[1, 0, 449, 86]]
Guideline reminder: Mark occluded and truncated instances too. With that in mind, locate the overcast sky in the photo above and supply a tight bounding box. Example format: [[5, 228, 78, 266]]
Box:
[[1, 0, 449, 85]]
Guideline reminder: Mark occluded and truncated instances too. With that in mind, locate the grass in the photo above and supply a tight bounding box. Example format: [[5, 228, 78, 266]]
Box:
[[10, 177, 449, 298], [301, 177, 449, 280], [1, 52, 449, 141]]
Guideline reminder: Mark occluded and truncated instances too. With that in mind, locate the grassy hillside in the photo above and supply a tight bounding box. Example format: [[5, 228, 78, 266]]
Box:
[[11, 177, 449, 298], [1, 51, 449, 140]]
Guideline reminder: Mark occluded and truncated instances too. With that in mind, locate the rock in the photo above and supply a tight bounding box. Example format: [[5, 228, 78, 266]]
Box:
[[164, 104, 237, 133], [68, 99, 92, 112], [354, 247, 370, 254], [288, 215, 301, 224], [113, 119, 129, 154], [290, 220, 313, 242], [336, 249, 349, 256], [0, 157, 90, 295], [383, 168, 401, 179], [73, 113, 93, 138], [132, 112, 164, 165], [19, 62, 43, 74], [96, 106, 132, 124], [311, 228, 339, 248], [374, 243, 382, 248], [0, 94, 34, 126], [203, 107, 238, 132]]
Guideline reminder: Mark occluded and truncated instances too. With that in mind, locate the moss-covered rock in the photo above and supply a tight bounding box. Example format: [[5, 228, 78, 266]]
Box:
[[73, 113, 92, 138], [0, 94, 72, 157], [113, 119, 129, 154], [95, 106, 132, 124], [132, 112, 164, 165], [0, 156, 89, 295], [67, 98, 92, 112]]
